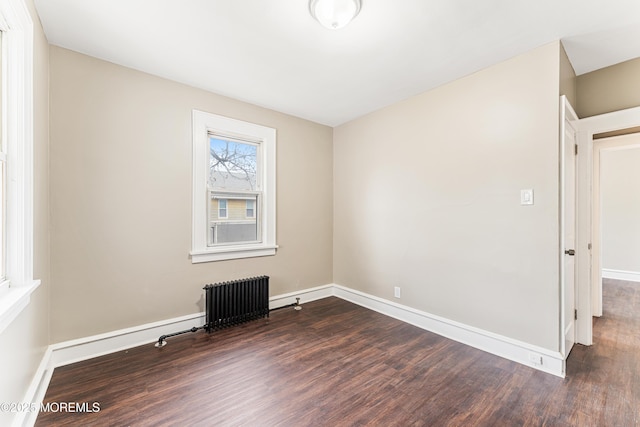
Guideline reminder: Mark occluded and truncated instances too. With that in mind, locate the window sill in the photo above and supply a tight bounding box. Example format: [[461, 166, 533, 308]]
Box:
[[0, 280, 41, 335], [191, 245, 278, 263]]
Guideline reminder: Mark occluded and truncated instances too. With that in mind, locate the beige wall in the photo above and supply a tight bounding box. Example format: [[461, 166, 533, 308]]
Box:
[[49, 46, 333, 342], [334, 42, 562, 350], [600, 139, 640, 274], [0, 0, 50, 424], [576, 56, 640, 118], [560, 42, 577, 108]]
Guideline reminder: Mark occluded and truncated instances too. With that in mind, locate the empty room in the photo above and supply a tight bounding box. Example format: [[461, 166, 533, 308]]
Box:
[[2, 0, 640, 425]]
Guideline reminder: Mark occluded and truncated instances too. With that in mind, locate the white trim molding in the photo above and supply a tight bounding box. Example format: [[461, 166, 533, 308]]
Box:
[[49, 313, 205, 368], [332, 284, 565, 378], [268, 284, 334, 309], [0, 0, 41, 338], [16, 312, 206, 427], [47, 284, 335, 369], [49, 284, 565, 377], [577, 105, 640, 346], [0, 280, 39, 335], [24, 282, 566, 422], [13, 346, 53, 427], [21, 284, 335, 425], [602, 269, 640, 283], [191, 110, 277, 263]]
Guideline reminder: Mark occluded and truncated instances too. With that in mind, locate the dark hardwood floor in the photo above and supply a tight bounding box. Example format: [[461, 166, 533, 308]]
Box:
[[37, 279, 640, 426]]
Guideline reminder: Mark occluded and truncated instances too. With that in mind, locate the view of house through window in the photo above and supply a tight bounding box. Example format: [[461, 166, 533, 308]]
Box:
[[208, 135, 260, 245]]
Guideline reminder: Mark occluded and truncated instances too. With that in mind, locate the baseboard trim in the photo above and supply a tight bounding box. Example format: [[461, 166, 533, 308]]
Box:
[[48, 284, 335, 370], [49, 312, 207, 369], [18, 284, 336, 426], [13, 347, 53, 427], [269, 284, 334, 309], [602, 269, 640, 283], [332, 284, 565, 378], [22, 282, 565, 426]]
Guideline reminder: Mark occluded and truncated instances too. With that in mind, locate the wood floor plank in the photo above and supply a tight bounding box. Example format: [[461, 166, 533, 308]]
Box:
[[37, 279, 640, 426]]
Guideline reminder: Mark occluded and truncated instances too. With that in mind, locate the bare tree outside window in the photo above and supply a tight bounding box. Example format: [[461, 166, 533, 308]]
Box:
[[209, 137, 257, 191], [208, 136, 260, 246]]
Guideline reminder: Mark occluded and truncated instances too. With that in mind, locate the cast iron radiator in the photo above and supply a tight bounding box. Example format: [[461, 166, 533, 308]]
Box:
[[203, 275, 270, 332], [156, 275, 285, 347]]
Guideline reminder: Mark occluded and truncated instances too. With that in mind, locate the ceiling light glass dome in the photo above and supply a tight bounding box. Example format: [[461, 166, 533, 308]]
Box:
[[309, 0, 362, 30]]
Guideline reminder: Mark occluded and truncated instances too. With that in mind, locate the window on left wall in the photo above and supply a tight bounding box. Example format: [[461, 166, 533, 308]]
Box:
[[0, 30, 6, 283], [0, 0, 41, 335]]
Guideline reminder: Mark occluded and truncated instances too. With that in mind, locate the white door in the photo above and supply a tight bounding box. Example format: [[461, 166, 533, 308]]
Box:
[[562, 104, 578, 358]]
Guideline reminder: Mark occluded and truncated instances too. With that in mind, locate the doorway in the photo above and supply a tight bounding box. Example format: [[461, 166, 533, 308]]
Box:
[[575, 106, 640, 346], [592, 135, 640, 316]]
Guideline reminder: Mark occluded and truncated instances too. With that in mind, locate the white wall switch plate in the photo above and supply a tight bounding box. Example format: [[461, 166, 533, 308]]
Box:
[[520, 189, 534, 205]]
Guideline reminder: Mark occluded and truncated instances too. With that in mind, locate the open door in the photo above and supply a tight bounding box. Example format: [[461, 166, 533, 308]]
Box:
[[560, 96, 578, 359]]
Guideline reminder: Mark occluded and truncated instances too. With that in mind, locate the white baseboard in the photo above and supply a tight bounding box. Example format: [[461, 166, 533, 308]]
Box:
[[13, 347, 53, 427], [332, 284, 565, 378], [602, 268, 640, 283], [21, 282, 565, 426], [44, 284, 334, 370], [49, 312, 206, 369], [269, 284, 334, 309], [18, 284, 335, 426]]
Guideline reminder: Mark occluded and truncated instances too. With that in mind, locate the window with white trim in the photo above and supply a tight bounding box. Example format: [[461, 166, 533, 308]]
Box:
[[192, 110, 277, 262], [0, 0, 40, 335], [0, 29, 6, 283]]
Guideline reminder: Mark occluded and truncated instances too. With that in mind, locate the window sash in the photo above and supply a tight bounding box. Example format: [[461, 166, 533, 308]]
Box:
[[207, 191, 261, 247]]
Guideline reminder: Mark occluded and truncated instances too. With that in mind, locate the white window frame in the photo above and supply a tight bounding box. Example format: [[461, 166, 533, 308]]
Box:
[[191, 110, 277, 262], [0, 0, 41, 335]]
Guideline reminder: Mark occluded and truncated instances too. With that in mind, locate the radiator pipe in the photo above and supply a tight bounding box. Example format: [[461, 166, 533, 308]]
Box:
[[269, 298, 302, 312], [155, 326, 203, 348], [156, 298, 301, 348]]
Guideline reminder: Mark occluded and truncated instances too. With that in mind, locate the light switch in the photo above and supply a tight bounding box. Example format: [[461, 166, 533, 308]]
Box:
[[521, 189, 534, 205]]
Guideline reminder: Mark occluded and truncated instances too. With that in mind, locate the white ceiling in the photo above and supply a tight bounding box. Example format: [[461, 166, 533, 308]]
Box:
[[34, 0, 640, 127]]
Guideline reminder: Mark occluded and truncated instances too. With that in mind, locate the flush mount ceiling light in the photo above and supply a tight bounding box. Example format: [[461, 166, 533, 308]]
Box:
[[309, 0, 362, 30]]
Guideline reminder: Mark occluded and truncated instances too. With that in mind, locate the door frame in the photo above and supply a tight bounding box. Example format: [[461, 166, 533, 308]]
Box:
[[576, 105, 640, 346], [560, 96, 578, 359], [592, 136, 640, 313]]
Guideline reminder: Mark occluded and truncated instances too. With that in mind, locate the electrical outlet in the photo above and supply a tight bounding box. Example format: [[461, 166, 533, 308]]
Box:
[[528, 353, 543, 366], [394, 287, 401, 298]]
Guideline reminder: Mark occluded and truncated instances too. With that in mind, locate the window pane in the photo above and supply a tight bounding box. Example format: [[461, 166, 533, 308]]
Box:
[[209, 136, 257, 191], [208, 194, 259, 246]]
